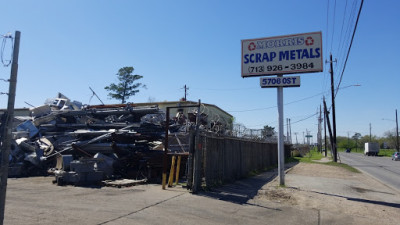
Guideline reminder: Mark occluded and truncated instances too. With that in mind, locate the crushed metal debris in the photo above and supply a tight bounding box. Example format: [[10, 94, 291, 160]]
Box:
[[2, 93, 210, 187]]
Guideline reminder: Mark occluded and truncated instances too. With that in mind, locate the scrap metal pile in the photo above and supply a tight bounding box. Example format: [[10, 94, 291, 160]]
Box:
[[6, 95, 197, 186]]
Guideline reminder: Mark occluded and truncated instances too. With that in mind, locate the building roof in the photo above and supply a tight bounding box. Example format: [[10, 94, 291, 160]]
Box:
[[133, 100, 233, 118]]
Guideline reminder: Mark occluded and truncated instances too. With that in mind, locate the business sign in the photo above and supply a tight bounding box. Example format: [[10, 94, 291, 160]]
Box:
[[260, 76, 300, 88], [241, 31, 323, 77]]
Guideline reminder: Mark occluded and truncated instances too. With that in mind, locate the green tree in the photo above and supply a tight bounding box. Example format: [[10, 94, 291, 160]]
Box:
[[105, 67, 146, 104], [337, 136, 355, 149], [359, 134, 379, 149], [383, 129, 398, 149], [261, 125, 275, 138], [352, 132, 361, 150]]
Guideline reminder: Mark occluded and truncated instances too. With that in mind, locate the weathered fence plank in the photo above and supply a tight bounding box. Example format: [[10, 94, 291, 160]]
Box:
[[199, 134, 290, 189]]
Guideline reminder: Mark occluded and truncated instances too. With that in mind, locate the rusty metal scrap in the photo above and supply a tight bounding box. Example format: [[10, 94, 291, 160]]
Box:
[[5, 95, 210, 186]]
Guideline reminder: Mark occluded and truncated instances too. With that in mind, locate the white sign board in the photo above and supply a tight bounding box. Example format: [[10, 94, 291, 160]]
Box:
[[241, 32, 323, 77], [260, 76, 300, 88]]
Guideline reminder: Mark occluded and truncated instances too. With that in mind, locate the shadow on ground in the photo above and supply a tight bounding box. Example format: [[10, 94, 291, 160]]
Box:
[[197, 163, 298, 205], [307, 189, 400, 209]]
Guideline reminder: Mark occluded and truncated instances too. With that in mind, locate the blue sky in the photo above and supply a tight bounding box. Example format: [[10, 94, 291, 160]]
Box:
[[1, 0, 399, 139]]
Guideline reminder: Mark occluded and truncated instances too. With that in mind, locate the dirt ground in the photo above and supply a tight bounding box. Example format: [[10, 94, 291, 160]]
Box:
[[257, 162, 400, 225], [5, 161, 400, 224]]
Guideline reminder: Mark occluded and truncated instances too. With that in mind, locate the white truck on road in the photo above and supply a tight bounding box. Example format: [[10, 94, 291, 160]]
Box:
[[364, 142, 379, 156]]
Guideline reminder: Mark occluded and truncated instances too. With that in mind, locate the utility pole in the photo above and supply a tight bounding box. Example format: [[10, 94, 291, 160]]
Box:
[[329, 53, 337, 162], [294, 132, 298, 145], [289, 118, 292, 144], [323, 99, 334, 158], [286, 118, 289, 143], [183, 85, 189, 101], [324, 97, 327, 157], [347, 131, 350, 146], [0, 31, 21, 225], [318, 105, 322, 153], [396, 109, 399, 151], [369, 123, 372, 142]]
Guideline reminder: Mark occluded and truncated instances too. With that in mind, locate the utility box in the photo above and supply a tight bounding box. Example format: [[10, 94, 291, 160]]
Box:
[[364, 142, 379, 156]]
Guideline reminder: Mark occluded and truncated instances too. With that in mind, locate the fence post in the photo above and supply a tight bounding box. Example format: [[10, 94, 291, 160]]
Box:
[[192, 134, 202, 193], [186, 130, 195, 189]]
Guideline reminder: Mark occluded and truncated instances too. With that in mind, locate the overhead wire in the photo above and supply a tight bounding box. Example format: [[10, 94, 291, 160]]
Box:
[[1, 33, 13, 67], [322, 0, 331, 94], [335, 0, 349, 73], [326, 0, 330, 59], [323, 0, 359, 101], [336, 0, 349, 57], [246, 111, 318, 129], [190, 87, 255, 91], [335, 0, 364, 98], [227, 84, 357, 113], [290, 112, 319, 125], [329, 0, 337, 54], [335, 0, 358, 78]]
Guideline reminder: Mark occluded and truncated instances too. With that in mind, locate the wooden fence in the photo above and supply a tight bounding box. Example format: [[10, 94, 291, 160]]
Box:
[[191, 133, 291, 190]]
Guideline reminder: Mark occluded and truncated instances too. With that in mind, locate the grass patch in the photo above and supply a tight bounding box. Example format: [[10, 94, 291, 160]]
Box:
[[287, 148, 324, 163], [325, 161, 360, 173], [286, 157, 300, 163], [287, 148, 360, 173], [378, 149, 397, 157]]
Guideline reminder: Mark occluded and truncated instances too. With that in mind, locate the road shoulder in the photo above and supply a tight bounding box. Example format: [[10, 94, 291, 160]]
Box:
[[257, 162, 400, 225]]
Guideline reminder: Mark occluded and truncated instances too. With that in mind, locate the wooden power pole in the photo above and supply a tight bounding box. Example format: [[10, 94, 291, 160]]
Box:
[[329, 53, 338, 162], [0, 31, 20, 224], [324, 97, 327, 157], [183, 85, 189, 101]]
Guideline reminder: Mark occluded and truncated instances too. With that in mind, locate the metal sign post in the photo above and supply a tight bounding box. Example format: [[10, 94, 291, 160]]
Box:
[[261, 75, 300, 185], [241, 31, 323, 186], [276, 75, 285, 185]]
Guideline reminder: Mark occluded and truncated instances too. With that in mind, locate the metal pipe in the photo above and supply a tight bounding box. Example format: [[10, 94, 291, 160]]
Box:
[[277, 75, 285, 186]]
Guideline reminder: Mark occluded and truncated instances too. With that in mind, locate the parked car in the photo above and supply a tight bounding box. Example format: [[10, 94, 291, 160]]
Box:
[[392, 152, 400, 161]]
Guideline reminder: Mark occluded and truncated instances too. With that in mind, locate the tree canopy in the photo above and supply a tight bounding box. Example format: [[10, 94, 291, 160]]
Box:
[[262, 125, 275, 138], [105, 67, 146, 104]]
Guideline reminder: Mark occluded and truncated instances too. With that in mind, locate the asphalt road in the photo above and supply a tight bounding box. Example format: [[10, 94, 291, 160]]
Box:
[[339, 152, 400, 191]]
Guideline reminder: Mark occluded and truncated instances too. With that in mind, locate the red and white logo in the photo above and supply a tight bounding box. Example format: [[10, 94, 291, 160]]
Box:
[[248, 42, 256, 51], [305, 37, 314, 46]]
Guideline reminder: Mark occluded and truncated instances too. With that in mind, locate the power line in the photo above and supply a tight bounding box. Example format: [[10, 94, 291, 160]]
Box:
[[181, 85, 189, 100], [335, 0, 364, 97], [228, 105, 276, 113], [191, 87, 255, 91], [227, 84, 358, 113], [1, 33, 13, 67], [326, 0, 330, 60], [335, 0, 358, 80], [330, 0, 337, 54], [291, 112, 319, 125], [246, 112, 318, 128], [336, 0, 349, 66]]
